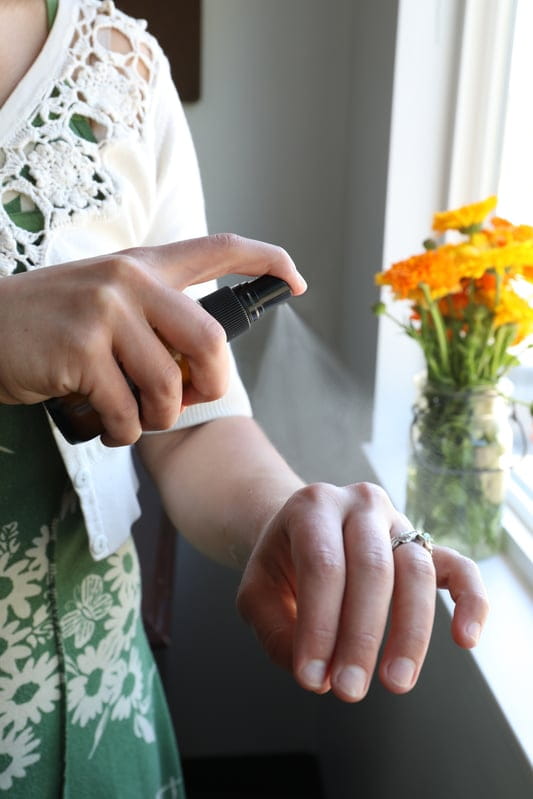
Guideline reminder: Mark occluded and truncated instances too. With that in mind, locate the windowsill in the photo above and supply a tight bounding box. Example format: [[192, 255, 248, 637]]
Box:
[[363, 441, 533, 768]]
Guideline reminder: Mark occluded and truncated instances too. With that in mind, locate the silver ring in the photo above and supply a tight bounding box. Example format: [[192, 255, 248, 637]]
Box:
[[391, 530, 434, 554]]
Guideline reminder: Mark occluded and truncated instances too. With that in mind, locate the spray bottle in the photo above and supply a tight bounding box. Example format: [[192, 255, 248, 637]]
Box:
[[44, 274, 293, 444]]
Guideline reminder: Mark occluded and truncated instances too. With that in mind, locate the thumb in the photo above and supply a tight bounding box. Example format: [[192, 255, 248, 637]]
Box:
[[144, 233, 308, 296]]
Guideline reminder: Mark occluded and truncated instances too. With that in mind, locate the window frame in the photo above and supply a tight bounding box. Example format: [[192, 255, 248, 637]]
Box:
[[367, 0, 531, 575]]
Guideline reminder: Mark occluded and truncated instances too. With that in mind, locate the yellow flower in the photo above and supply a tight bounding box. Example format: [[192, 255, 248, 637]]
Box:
[[462, 241, 533, 278], [373, 196, 533, 388], [432, 195, 498, 233], [489, 217, 533, 244], [494, 288, 533, 344]]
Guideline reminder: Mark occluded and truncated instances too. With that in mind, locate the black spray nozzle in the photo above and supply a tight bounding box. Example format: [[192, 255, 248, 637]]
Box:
[[198, 275, 292, 341]]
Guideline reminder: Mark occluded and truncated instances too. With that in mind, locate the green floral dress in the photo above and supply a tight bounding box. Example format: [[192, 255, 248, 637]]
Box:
[[0, 403, 186, 797]]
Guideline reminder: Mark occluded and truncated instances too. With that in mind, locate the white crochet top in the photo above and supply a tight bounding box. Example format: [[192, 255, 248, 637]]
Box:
[[0, 0, 252, 558]]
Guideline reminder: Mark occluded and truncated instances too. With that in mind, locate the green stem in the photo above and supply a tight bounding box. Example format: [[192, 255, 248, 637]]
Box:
[[490, 324, 516, 381], [420, 282, 451, 377]]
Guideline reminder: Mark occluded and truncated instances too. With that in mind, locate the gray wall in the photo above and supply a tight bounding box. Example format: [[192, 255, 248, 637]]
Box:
[[134, 1, 532, 797], [185, 0, 390, 404]]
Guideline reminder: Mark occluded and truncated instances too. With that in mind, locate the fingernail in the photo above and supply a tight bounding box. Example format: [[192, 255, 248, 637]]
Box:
[[335, 665, 367, 700], [300, 659, 327, 689], [387, 657, 416, 690], [467, 622, 481, 645], [296, 273, 308, 292]]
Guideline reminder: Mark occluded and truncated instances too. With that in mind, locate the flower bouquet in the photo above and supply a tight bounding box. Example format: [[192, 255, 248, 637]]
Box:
[[374, 196, 533, 558]]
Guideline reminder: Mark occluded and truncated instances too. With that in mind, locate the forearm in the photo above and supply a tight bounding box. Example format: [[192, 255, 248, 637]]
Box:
[[136, 416, 305, 568]]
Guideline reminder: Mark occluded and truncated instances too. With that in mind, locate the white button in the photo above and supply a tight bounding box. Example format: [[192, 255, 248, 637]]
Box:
[[91, 535, 108, 557], [73, 469, 89, 490]]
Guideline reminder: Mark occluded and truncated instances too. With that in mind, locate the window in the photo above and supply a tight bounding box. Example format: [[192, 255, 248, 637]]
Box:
[[368, 0, 532, 576], [495, 0, 533, 553]]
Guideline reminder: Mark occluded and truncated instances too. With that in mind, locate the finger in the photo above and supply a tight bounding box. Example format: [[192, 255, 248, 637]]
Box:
[[82, 356, 142, 446], [143, 234, 308, 296], [289, 490, 347, 695], [114, 322, 184, 433], [327, 510, 394, 702], [140, 286, 230, 405], [236, 564, 297, 674], [433, 546, 489, 648], [378, 535, 436, 694]]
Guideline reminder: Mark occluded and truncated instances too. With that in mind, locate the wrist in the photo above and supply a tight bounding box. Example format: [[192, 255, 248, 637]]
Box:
[[224, 479, 304, 570]]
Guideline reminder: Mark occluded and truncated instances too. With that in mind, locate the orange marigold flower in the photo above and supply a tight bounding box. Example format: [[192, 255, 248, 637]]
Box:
[[522, 265, 533, 283], [438, 290, 470, 319], [477, 271, 497, 292], [432, 195, 497, 233], [491, 216, 512, 228], [376, 244, 483, 302], [374, 196, 533, 386]]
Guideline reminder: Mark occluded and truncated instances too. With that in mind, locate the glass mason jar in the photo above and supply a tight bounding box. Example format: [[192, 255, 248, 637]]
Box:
[[405, 374, 515, 560]]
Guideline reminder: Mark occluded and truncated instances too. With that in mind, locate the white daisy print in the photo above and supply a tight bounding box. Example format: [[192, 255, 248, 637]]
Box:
[[25, 604, 54, 650], [0, 617, 32, 672], [0, 727, 40, 791], [0, 522, 19, 557], [24, 524, 51, 580], [67, 639, 122, 728], [104, 540, 140, 604], [111, 647, 144, 722], [0, 554, 41, 619], [0, 652, 60, 733], [61, 574, 113, 649], [103, 596, 140, 658]]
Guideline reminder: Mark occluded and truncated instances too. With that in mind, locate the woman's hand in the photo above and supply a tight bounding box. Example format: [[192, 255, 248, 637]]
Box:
[[0, 233, 306, 445], [236, 481, 489, 701]]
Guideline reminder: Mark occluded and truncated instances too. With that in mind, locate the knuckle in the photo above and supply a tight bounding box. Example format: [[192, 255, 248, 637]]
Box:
[[257, 624, 291, 670], [103, 400, 140, 442], [289, 482, 335, 509], [105, 251, 142, 282], [101, 250, 155, 297], [110, 394, 139, 425], [307, 625, 338, 645], [65, 326, 106, 374], [282, 484, 338, 531], [267, 242, 290, 264], [351, 481, 391, 509], [460, 554, 483, 581], [200, 313, 227, 352], [403, 623, 431, 650], [356, 546, 393, 580], [305, 549, 345, 581], [345, 628, 382, 655], [401, 551, 435, 582], [151, 359, 181, 401], [84, 277, 123, 320], [209, 232, 243, 252], [194, 327, 229, 401]]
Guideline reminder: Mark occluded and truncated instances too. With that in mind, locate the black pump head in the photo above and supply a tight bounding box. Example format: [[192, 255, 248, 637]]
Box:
[[198, 275, 292, 341]]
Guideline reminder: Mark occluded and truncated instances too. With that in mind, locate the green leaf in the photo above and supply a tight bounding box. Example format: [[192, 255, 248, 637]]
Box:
[[69, 114, 97, 143]]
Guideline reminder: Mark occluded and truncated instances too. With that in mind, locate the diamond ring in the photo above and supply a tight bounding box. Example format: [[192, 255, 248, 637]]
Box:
[[390, 530, 434, 554]]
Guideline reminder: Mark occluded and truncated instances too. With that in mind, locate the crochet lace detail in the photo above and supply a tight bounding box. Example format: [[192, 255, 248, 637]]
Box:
[[0, 0, 157, 275]]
